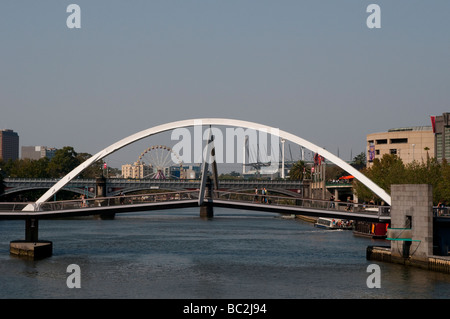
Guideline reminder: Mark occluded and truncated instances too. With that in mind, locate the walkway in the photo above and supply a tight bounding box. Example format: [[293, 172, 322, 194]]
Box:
[[0, 190, 391, 222]]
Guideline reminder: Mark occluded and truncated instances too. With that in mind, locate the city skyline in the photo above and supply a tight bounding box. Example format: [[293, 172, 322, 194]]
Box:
[[1, 1, 449, 168]]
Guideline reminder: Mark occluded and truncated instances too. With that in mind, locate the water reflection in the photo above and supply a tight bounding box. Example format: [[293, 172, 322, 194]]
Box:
[[1, 208, 450, 298]]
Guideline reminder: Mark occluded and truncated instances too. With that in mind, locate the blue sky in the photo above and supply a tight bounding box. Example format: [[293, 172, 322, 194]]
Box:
[[1, 1, 449, 168]]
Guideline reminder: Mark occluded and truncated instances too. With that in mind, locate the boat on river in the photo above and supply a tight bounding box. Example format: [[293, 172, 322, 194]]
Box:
[[314, 217, 353, 230], [353, 221, 388, 239]]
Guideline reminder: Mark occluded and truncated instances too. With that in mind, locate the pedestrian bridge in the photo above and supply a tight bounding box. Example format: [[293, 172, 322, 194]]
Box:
[[0, 190, 391, 223], [0, 117, 394, 259]]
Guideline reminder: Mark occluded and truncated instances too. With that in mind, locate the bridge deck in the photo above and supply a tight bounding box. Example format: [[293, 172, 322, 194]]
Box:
[[211, 200, 390, 222], [0, 190, 390, 222]]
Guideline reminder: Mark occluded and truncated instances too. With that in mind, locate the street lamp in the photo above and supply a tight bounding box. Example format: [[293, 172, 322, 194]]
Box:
[[281, 138, 285, 179]]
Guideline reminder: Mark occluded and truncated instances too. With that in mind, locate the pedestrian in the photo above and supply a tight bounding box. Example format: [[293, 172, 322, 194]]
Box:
[[346, 196, 352, 211], [438, 200, 444, 216], [81, 194, 87, 208], [254, 187, 258, 202], [329, 195, 335, 209]]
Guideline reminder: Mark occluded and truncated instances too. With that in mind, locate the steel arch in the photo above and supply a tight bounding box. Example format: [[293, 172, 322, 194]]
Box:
[[24, 118, 391, 211]]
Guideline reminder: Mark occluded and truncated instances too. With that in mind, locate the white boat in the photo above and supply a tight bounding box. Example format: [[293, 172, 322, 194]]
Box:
[[314, 217, 353, 230]]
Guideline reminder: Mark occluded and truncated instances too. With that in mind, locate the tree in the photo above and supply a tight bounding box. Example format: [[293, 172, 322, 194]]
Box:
[[351, 152, 366, 170], [77, 153, 103, 178], [219, 171, 242, 180], [437, 159, 450, 204], [353, 154, 406, 203], [353, 153, 450, 205], [47, 146, 79, 178], [289, 160, 308, 180]]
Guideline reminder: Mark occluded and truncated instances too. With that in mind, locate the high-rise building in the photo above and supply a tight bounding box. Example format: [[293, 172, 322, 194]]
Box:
[[431, 113, 450, 162], [22, 146, 57, 160], [0, 129, 19, 161]]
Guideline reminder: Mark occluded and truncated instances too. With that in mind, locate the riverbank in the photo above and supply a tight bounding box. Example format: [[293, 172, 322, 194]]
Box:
[[367, 245, 450, 274]]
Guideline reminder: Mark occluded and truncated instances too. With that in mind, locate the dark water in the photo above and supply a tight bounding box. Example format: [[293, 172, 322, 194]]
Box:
[[1, 208, 450, 299]]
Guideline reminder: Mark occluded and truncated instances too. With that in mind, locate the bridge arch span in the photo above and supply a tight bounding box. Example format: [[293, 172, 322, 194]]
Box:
[[24, 118, 391, 211], [5, 186, 94, 198]]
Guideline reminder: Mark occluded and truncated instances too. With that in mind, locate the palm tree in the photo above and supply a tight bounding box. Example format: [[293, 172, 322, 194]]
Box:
[[289, 160, 307, 180], [424, 146, 430, 162]]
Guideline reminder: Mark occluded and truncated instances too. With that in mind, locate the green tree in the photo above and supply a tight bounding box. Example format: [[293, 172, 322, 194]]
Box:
[[437, 159, 450, 204], [354, 154, 450, 205], [48, 146, 80, 178], [219, 171, 242, 180], [289, 160, 308, 180], [325, 164, 345, 181], [353, 154, 406, 203], [351, 152, 366, 170], [8, 158, 50, 178], [77, 153, 103, 178]]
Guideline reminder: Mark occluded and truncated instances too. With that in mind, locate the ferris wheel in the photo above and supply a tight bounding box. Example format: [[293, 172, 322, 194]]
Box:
[[137, 145, 184, 179]]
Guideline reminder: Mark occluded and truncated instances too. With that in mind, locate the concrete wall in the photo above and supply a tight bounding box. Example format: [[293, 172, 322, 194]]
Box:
[[390, 184, 433, 263]]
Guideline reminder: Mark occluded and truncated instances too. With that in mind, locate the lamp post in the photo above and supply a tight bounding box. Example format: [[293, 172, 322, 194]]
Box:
[[281, 138, 285, 179], [412, 144, 415, 162]]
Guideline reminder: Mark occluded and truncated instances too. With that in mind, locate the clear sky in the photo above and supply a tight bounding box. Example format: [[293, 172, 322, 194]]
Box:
[[1, 1, 449, 169]]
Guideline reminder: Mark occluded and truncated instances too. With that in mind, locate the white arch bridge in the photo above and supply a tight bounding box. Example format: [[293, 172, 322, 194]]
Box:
[[0, 118, 392, 259], [23, 118, 390, 211]]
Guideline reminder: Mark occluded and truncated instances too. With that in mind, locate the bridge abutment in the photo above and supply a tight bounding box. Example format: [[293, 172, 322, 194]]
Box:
[[389, 184, 433, 265], [368, 184, 450, 273]]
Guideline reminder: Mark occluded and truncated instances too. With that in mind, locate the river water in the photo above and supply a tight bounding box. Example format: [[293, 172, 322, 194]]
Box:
[[1, 207, 450, 299]]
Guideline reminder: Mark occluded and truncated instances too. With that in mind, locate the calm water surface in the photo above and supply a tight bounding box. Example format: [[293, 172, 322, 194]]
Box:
[[1, 208, 450, 299]]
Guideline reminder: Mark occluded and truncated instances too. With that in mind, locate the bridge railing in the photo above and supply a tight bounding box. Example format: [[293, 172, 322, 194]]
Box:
[[37, 190, 199, 212], [0, 202, 31, 212], [433, 206, 450, 217], [213, 191, 390, 218]]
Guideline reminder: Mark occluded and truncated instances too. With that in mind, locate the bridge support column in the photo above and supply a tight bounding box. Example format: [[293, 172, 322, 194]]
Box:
[[200, 177, 214, 218], [95, 176, 115, 220], [10, 217, 52, 259], [388, 184, 433, 267], [96, 176, 107, 197], [200, 203, 214, 219], [198, 129, 218, 219]]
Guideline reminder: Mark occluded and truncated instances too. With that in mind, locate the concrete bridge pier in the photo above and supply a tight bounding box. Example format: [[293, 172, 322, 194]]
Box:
[[10, 217, 52, 259]]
